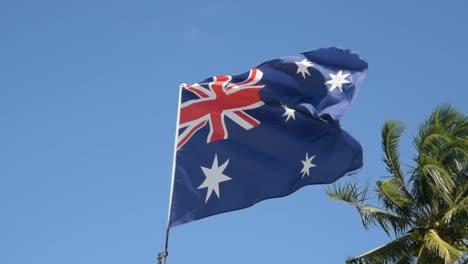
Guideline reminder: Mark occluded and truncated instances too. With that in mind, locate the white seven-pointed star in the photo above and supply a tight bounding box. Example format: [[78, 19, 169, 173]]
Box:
[[300, 153, 317, 178], [281, 104, 296, 122], [198, 154, 232, 203], [295, 59, 314, 79], [325, 70, 351, 92]]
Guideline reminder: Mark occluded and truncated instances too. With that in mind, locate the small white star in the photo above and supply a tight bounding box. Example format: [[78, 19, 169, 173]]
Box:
[[300, 153, 316, 178], [295, 59, 314, 79], [325, 70, 351, 92], [198, 154, 232, 203], [281, 104, 296, 122]]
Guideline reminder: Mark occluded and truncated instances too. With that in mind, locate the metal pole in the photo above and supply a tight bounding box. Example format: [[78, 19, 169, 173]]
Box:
[[157, 228, 169, 264], [164, 228, 170, 264], [158, 84, 184, 264]]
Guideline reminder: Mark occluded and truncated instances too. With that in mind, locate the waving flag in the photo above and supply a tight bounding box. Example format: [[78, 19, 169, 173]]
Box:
[[168, 47, 368, 227]]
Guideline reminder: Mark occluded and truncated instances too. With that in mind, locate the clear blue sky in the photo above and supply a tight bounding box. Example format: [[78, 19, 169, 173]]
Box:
[[1, 0, 467, 263]]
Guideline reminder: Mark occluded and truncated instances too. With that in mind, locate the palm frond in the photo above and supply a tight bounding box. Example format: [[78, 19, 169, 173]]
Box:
[[395, 255, 415, 264], [421, 132, 451, 152], [440, 147, 467, 175], [419, 162, 455, 205], [346, 235, 414, 264], [422, 229, 464, 263], [325, 181, 369, 205], [357, 205, 411, 236], [442, 196, 468, 224], [410, 169, 433, 212], [434, 105, 468, 137], [427, 105, 465, 132], [382, 120, 405, 182], [377, 179, 414, 219], [414, 104, 467, 156], [416, 247, 445, 264]]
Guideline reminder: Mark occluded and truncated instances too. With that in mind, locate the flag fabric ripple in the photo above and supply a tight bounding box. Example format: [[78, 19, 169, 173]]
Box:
[[168, 47, 368, 227]]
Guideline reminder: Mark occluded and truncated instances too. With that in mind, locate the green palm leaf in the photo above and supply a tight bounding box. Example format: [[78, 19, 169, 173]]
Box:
[[419, 162, 455, 206], [325, 181, 369, 205], [376, 179, 414, 220], [422, 229, 463, 263], [357, 205, 411, 237], [382, 120, 405, 182], [442, 196, 468, 224], [346, 235, 414, 264]]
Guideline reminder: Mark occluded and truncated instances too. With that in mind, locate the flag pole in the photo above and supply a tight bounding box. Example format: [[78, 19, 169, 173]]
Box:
[[158, 83, 184, 264], [157, 228, 169, 264]]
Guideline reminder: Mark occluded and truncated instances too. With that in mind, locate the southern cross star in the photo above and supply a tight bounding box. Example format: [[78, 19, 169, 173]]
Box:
[[281, 104, 296, 122], [198, 154, 232, 203], [300, 153, 316, 178], [295, 59, 314, 79], [325, 70, 351, 92]]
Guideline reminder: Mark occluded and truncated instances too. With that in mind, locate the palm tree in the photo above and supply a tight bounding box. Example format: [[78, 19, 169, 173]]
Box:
[[326, 105, 467, 264]]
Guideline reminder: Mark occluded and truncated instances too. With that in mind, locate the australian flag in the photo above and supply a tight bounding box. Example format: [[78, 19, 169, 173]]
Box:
[[168, 47, 368, 227]]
